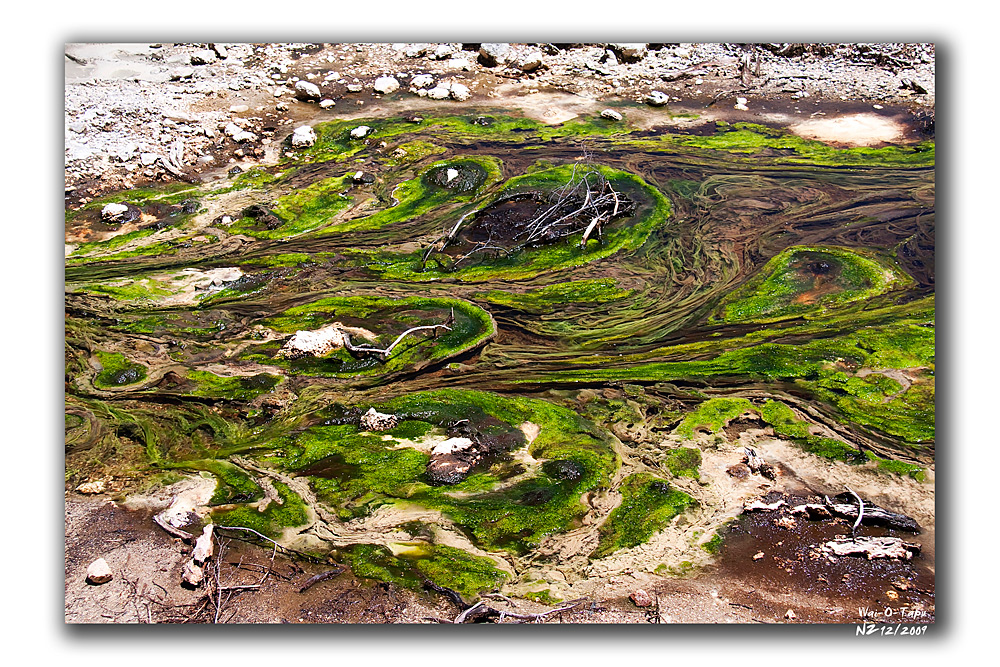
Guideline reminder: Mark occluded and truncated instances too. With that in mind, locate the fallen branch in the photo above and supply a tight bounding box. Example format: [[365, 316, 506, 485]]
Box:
[[214, 525, 326, 562], [845, 486, 864, 537], [341, 311, 454, 359], [451, 597, 590, 624], [153, 512, 194, 542], [298, 567, 345, 593], [819, 536, 921, 560]]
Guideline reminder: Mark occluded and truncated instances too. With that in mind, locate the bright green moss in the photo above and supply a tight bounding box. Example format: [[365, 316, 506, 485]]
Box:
[[347, 389, 620, 553], [759, 400, 811, 439], [866, 452, 926, 481], [341, 543, 507, 602], [68, 229, 159, 258], [359, 164, 671, 283], [811, 375, 935, 444], [186, 371, 281, 401], [523, 589, 563, 605], [549, 301, 934, 449], [81, 279, 173, 302], [162, 459, 263, 504], [212, 480, 309, 538], [714, 246, 907, 324], [593, 473, 695, 558], [674, 398, 753, 438], [385, 139, 446, 164], [478, 278, 632, 314], [275, 425, 429, 506], [411, 545, 508, 601], [253, 295, 495, 379], [662, 122, 935, 167], [701, 531, 724, 555], [228, 175, 354, 239], [323, 156, 503, 234], [92, 351, 147, 389], [663, 447, 702, 479]]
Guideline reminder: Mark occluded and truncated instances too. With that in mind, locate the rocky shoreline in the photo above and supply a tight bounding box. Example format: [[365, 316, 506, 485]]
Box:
[[65, 42, 934, 203]]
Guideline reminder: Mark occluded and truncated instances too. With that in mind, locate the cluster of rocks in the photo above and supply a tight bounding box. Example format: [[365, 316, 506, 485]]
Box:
[[65, 42, 935, 202]]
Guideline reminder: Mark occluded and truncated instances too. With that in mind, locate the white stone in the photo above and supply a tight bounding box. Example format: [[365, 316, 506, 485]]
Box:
[[427, 85, 451, 100], [278, 325, 348, 358], [433, 43, 461, 60], [610, 43, 648, 62], [190, 50, 217, 65], [517, 52, 544, 72], [479, 43, 510, 66], [449, 83, 471, 101], [100, 204, 128, 222], [192, 525, 214, 564], [360, 408, 399, 432], [646, 91, 670, 106], [404, 43, 431, 58], [140, 152, 159, 166], [319, 99, 336, 108], [182, 560, 204, 587], [76, 479, 106, 494], [291, 125, 317, 148], [448, 58, 474, 71], [411, 74, 434, 89], [431, 437, 474, 455], [601, 109, 623, 121], [229, 104, 249, 113], [445, 168, 459, 183], [630, 588, 653, 607], [86, 558, 113, 585], [373, 76, 400, 94], [294, 80, 322, 100], [350, 125, 371, 139]]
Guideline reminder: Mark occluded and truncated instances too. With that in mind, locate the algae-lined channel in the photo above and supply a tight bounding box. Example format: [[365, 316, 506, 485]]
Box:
[[65, 108, 934, 606]]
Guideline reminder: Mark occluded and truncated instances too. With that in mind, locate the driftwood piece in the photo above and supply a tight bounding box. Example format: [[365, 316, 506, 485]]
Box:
[[744, 498, 786, 512], [820, 536, 921, 560], [297, 567, 345, 593], [341, 310, 454, 359], [827, 493, 919, 531], [153, 511, 194, 542], [790, 501, 919, 531]]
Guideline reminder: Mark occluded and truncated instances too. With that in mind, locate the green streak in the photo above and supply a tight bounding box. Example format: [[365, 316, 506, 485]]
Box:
[[212, 480, 309, 538], [186, 371, 281, 401], [674, 398, 752, 438], [93, 351, 147, 389], [593, 473, 695, 558], [478, 278, 632, 314]]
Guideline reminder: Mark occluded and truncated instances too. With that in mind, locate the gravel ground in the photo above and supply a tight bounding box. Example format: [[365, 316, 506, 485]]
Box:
[[64, 42, 934, 203]]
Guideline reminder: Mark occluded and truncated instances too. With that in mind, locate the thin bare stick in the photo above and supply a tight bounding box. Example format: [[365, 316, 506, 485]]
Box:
[[846, 486, 864, 537], [342, 323, 452, 359], [454, 601, 486, 624], [153, 512, 194, 542]]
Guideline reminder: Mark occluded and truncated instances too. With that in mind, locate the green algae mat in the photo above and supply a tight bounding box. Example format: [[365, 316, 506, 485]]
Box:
[[65, 108, 935, 608]]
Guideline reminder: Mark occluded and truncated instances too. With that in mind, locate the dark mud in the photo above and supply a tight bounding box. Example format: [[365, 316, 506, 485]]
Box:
[[713, 507, 934, 624]]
